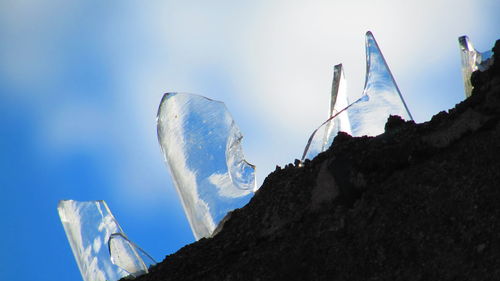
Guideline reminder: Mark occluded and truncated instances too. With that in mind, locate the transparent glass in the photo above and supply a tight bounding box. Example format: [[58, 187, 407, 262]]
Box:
[[157, 92, 255, 240], [108, 233, 156, 276], [304, 64, 351, 160], [57, 200, 155, 281], [459, 35, 494, 98], [302, 31, 413, 161]]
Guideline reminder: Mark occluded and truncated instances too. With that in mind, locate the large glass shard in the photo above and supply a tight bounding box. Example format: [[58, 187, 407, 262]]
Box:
[[57, 200, 154, 281], [157, 92, 255, 240], [347, 31, 413, 136], [302, 31, 412, 161], [304, 64, 351, 160], [459, 35, 494, 98]]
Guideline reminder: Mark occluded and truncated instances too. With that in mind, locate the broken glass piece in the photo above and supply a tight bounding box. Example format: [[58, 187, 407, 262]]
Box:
[[301, 31, 413, 161], [57, 200, 154, 281], [304, 64, 352, 160], [459, 35, 494, 97], [157, 92, 255, 240], [301, 95, 367, 161], [348, 31, 413, 137], [108, 233, 157, 277]]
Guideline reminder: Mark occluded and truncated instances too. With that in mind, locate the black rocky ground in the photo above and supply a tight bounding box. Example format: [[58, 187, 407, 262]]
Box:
[[132, 40, 500, 281]]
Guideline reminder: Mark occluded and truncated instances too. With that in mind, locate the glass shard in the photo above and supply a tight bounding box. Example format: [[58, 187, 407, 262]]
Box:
[[302, 31, 413, 161], [304, 64, 351, 160], [348, 31, 413, 136], [57, 200, 154, 281], [459, 35, 494, 98], [157, 92, 255, 240], [108, 233, 157, 277]]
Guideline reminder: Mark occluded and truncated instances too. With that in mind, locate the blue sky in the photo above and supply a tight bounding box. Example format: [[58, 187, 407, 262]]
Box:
[[0, 0, 499, 280]]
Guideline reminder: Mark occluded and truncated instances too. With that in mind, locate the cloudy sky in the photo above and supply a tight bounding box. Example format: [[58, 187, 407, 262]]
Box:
[[0, 0, 499, 280]]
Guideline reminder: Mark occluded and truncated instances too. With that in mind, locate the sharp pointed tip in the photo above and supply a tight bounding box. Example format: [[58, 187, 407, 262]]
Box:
[[460, 35, 470, 42], [458, 35, 469, 44], [157, 92, 172, 119], [58, 199, 73, 205], [159, 92, 169, 105], [458, 35, 474, 51]]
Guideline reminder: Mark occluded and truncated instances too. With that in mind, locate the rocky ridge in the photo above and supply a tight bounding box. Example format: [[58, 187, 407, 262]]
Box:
[[133, 40, 500, 281]]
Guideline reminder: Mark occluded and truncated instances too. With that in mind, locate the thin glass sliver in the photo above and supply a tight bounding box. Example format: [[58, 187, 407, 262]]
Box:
[[304, 64, 351, 160], [322, 64, 352, 150]]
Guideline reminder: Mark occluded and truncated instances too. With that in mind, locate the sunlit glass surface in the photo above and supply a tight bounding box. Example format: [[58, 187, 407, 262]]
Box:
[[459, 35, 494, 98], [302, 31, 413, 161], [157, 92, 255, 240], [58, 200, 154, 281]]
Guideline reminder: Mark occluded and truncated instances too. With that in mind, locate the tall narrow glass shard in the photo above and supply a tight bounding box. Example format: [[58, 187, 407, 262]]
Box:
[[323, 64, 352, 150], [301, 31, 413, 161], [459, 35, 494, 98], [57, 200, 153, 281], [304, 64, 351, 160], [157, 92, 255, 240]]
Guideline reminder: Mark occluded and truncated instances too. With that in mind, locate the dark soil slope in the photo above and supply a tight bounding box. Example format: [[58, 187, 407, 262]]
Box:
[[134, 40, 500, 281]]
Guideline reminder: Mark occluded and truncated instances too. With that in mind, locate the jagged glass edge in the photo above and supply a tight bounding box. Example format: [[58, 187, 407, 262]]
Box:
[[301, 31, 413, 161], [301, 95, 365, 161], [57, 200, 151, 281], [156, 92, 256, 240], [108, 233, 157, 277], [321, 63, 352, 151], [346, 31, 413, 137], [364, 31, 413, 120], [363, 31, 413, 121], [303, 64, 351, 160], [459, 35, 494, 98]]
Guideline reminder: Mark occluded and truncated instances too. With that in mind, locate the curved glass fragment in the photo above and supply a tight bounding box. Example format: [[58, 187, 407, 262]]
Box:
[[302, 31, 413, 161], [459, 35, 494, 98], [157, 92, 255, 240], [108, 233, 157, 277], [57, 200, 154, 281], [304, 64, 351, 160]]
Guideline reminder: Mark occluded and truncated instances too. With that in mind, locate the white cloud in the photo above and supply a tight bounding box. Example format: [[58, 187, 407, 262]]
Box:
[[208, 172, 252, 198], [2, 0, 499, 213], [108, 0, 498, 187]]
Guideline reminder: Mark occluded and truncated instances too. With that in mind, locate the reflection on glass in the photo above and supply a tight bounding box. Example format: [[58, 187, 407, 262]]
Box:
[[157, 93, 255, 240], [108, 233, 157, 277], [348, 31, 413, 136], [459, 35, 494, 97], [302, 31, 413, 161], [304, 64, 351, 160], [57, 200, 154, 281]]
